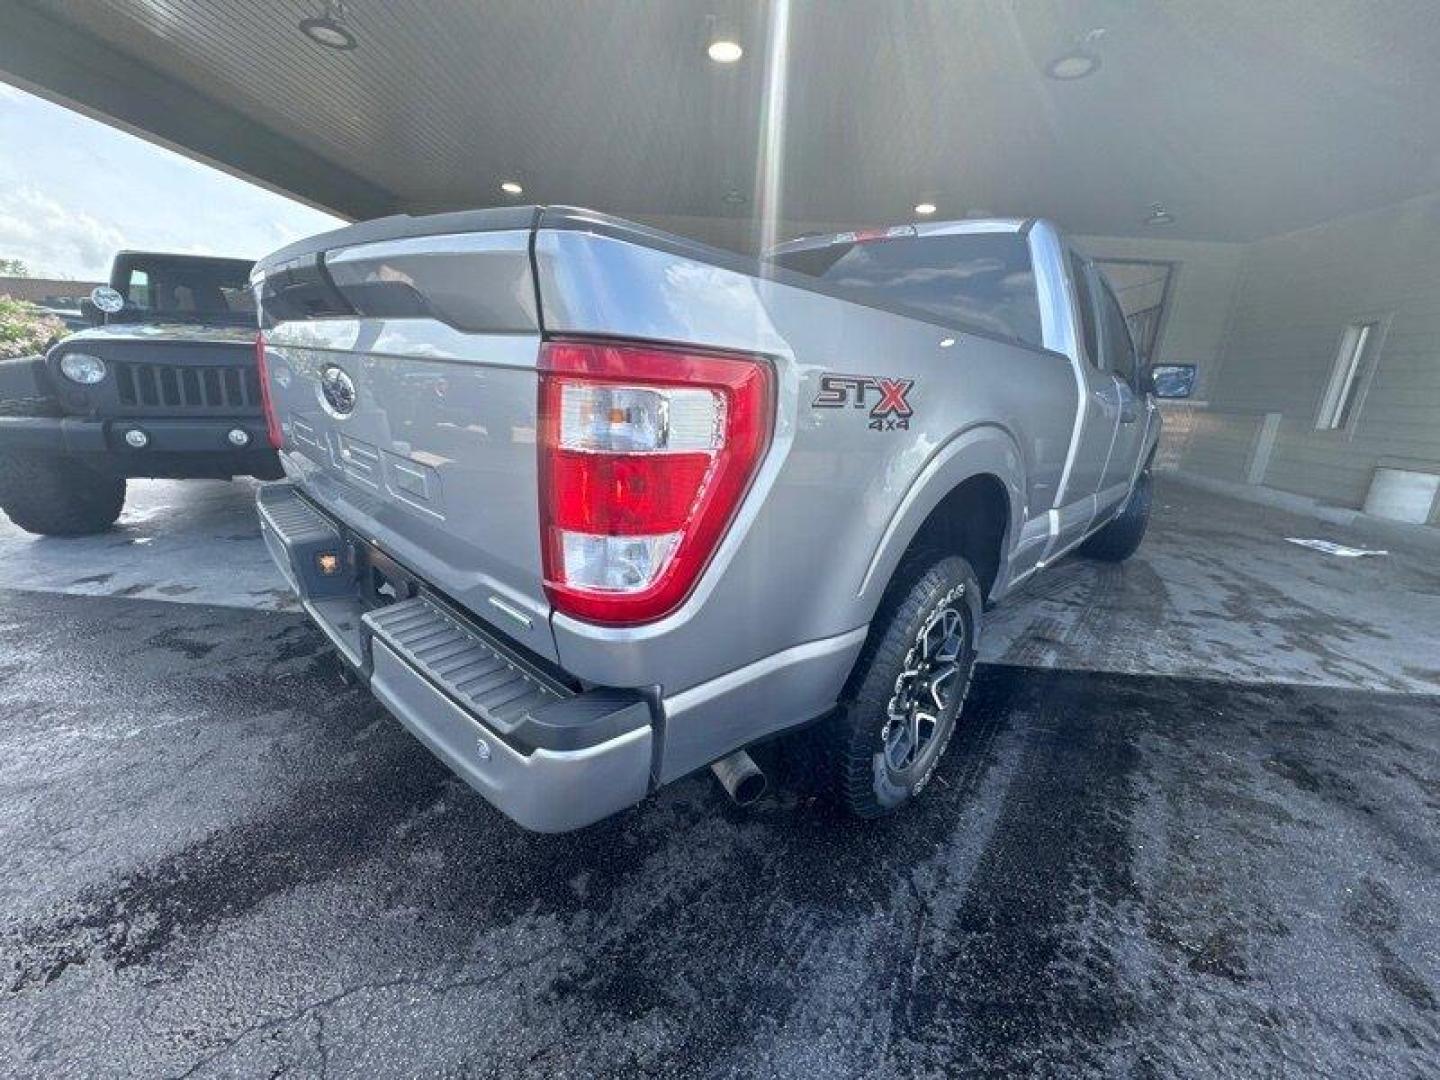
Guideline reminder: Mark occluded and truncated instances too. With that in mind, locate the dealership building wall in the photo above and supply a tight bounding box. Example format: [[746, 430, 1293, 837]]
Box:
[[1087, 194, 1440, 525]]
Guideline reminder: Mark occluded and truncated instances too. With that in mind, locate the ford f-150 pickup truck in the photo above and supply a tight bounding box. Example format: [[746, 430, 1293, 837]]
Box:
[[252, 207, 1192, 832], [0, 251, 281, 535]]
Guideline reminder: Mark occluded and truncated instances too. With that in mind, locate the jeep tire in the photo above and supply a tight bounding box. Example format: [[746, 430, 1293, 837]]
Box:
[[813, 553, 982, 819], [0, 452, 126, 536]]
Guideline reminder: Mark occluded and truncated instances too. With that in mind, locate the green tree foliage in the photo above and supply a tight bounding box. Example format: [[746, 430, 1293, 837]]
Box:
[[0, 295, 66, 359]]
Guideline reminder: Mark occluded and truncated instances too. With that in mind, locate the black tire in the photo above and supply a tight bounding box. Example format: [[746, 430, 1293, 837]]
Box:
[[810, 553, 983, 819], [249, 454, 285, 482], [0, 452, 126, 536], [1079, 466, 1152, 563]]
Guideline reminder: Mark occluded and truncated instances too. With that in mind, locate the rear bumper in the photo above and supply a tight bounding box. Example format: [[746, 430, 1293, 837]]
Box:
[[0, 414, 278, 477], [257, 481, 655, 832], [368, 641, 652, 833]]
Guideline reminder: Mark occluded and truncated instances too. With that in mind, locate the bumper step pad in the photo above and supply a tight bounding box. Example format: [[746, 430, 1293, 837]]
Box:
[[364, 597, 564, 741], [256, 482, 352, 598], [258, 481, 338, 547]]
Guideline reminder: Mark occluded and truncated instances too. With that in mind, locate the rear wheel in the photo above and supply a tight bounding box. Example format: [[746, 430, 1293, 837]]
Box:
[[0, 453, 126, 536], [1079, 465, 1152, 562], [810, 553, 982, 819]]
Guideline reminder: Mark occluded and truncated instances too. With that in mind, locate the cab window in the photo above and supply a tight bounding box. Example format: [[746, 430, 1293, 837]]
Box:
[[773, 232, 1043, 348], [1098, 280, 1140, 385], [1069, 253, 1100, 366]]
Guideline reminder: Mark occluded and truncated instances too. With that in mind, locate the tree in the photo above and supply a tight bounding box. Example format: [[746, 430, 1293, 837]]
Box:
[[0, 295, 66, 358], [0, 258, 30, 277]]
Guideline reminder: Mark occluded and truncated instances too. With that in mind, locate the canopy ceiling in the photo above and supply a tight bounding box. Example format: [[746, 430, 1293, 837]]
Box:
[[4, 0, 1438, 250]]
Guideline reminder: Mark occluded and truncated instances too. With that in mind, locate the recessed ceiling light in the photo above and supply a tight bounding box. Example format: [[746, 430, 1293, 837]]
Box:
[[1145, 203, 1175, 226], [1045, 50, 1099, 80], [500, 181, 524, 196], [299, 1, 356, 50], [914, 202, 937, 216], [708, 39, 743, 63]]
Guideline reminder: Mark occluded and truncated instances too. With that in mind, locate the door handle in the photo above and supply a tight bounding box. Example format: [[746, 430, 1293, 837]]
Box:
[[1120, 408, 1138, 424]]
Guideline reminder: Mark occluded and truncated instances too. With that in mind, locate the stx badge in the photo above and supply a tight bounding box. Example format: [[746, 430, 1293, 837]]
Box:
[[813, 373, 915, 431]]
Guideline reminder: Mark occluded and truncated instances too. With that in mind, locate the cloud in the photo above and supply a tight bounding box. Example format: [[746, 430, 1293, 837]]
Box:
[[0, 84, 344, 280], [0, 185, 126, 279]]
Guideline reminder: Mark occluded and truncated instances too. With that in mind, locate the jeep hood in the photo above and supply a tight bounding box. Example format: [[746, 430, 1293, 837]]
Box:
[[57, 323, 257, 349]]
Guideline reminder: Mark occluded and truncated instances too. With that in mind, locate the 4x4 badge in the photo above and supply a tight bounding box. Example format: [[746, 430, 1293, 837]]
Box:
[[813, 373, 915, 430]]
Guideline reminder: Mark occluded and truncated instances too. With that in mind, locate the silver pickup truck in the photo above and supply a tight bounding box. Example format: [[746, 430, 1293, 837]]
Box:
[[252, 207, 1192, 832]]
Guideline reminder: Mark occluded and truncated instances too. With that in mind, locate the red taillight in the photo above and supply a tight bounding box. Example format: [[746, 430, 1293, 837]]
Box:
[[255, 333, 284, 450], [538, 339, 773, 626]]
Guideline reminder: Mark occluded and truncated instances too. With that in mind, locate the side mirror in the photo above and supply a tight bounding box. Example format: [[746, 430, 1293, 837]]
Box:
[[90, 285, 125, 314], [1143, 363, 1197, 400], [88, 286, 125, 326]]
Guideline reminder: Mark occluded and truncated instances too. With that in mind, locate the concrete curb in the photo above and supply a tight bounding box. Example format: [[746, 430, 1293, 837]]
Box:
[[1164, 469, 1440, 556]]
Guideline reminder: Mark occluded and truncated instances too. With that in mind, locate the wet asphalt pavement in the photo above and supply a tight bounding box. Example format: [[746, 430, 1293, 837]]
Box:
[[1, 589, 1437, 1077]]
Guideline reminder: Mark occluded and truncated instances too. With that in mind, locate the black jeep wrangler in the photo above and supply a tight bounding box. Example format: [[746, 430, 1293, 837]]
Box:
[[0, 251, 280, 535]]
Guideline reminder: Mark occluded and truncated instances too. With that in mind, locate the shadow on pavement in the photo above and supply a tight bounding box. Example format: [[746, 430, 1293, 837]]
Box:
[[1, 591, 1437, 1077]]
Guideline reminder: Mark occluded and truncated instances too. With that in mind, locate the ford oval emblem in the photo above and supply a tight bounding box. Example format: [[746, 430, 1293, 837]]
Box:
[[319, 364, 357, 416]]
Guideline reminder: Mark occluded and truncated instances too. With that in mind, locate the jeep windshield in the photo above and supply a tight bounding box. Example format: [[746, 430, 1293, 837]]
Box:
[[109, 254, 257, 326]]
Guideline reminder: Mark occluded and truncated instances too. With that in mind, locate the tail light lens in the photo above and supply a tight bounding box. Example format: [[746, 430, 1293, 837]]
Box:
[[255, 333, 284, 450], [539, 339, 773, 625]]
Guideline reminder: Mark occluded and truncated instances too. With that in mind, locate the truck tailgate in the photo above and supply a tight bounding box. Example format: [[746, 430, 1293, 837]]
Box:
[[253, 209, 557, 660]]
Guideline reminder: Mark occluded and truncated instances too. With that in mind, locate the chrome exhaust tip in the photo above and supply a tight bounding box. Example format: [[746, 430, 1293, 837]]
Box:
[[710, 749, 767, 806]]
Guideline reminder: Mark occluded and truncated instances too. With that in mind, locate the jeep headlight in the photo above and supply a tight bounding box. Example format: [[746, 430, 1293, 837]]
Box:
[[59, 352, 107, 385]]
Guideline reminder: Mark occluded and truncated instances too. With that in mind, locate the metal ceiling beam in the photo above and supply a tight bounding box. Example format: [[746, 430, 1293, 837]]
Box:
[[0, 0, 394, 221]]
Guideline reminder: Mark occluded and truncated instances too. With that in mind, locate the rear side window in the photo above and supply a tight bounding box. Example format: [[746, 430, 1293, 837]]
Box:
[[773, 232, 1043, 347], [1070, 254, 1099, 365], [1097, 280, 1139, 384]]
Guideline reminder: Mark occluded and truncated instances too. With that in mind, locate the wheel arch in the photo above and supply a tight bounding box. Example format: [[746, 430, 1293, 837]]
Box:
[[856, 423, 1026, 612]]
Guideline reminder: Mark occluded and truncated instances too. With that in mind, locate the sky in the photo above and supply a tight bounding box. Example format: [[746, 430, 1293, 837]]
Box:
[[0, 82, 344, 281]]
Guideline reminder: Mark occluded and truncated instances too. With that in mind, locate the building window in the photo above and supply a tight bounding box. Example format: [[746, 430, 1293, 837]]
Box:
[[1316, 321, 1379, 431]]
